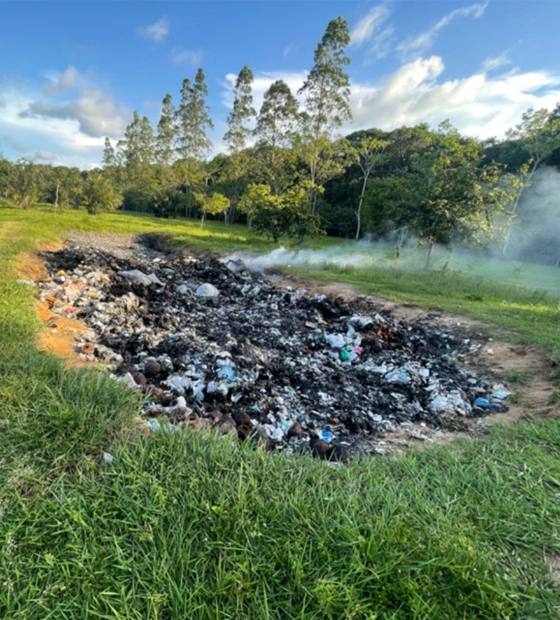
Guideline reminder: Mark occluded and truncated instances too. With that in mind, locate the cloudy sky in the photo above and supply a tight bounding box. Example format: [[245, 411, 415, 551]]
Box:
[[1, 1, 559, 168]]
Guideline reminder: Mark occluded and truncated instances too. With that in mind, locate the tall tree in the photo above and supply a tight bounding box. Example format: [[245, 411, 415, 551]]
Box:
[[297, 17, 352, 214], [177, 70, 214, 162], [254, 80, 300, 194], [156, 94, 176, 167], [298, 17, 352, 140], [257, 80, 299, 149], [224, 66, 256, 154], [191, 69, 214, 161], [222, 66, 256, 222], [117, 112, 155, 169], [102, 137, 116, 168]]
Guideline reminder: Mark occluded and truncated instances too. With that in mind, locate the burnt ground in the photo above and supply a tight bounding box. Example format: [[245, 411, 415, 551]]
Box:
[[21, 231, 560, 459]]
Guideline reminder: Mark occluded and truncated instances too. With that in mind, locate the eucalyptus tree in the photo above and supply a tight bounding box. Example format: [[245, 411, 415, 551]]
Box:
[[257, 80, 299, 148], [298, 16, 352, 140], [223, 65, 256, 222], [254, 80, 300, 194], [102, 137, 116, 168], [297, 17, 352, 213], [176, 70, 214, 199], [117, 112, 156, 169], [177, 69, 213, 162], [156, 93, 176, 167], [116, 112, 158, 208], [224, 65, 256, 154]]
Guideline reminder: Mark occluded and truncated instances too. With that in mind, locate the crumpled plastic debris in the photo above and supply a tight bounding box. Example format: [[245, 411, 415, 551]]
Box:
[[36, 240, 509, 460], [196, 283, 220, 298]]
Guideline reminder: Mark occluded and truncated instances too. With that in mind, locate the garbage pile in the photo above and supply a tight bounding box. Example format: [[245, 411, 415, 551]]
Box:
[[37, 241, 509, 459]]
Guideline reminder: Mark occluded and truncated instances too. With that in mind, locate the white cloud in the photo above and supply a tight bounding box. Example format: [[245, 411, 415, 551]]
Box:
[[283, 45, 293, 58], [481, 52, 511, 73], [137, 17, 169, 42], [397, 2, 487, 60], [351, 4, 390, 46], [171, 49, 203, 68], [0, 71, 129, 168], [43, 66, 80, 95], [22, 88, 127, 138], [347, 56, 560, 139], [350, 4, 394, 62]]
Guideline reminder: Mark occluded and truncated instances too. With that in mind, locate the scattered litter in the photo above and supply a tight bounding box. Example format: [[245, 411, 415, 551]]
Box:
[[492, 390, 512, 400], [36, 241, 509, 460]]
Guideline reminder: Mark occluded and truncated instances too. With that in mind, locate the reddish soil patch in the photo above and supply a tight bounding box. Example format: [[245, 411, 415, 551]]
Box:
[[34, 299, 89, 366], [16, 237, 88, 366], [16, 253, 49, 281]]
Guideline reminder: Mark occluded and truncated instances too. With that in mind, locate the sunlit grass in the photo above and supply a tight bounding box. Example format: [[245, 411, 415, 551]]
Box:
[[1, 204, 560, 617]]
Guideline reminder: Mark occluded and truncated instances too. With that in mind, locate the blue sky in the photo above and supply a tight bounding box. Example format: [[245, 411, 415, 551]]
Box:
[[1, 1, 560, 168]]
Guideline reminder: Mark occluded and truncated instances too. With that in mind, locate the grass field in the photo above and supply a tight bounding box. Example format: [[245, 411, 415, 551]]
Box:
[[1, 204, 560, 618]]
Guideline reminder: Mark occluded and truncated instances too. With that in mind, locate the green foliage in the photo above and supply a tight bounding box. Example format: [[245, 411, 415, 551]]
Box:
[[256, 79, 299, 149], [151, 187, 191, 219], [224, 65, 256, 155], [117, 111, 155, 169], [240, 182, 320, 242], [1, 208, 560, 617], [5, 159, 42, 209], [195, 192, 230, 223], [177, 69, 213, 162], [298, 16, 352, 138], [156, 93, 176, 167], [82, 174, 122, 215], [375, 122, 516, 266]]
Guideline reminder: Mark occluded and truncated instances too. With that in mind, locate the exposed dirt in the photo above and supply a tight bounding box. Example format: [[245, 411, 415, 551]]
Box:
[[19, 231, 560, 453], [17, 236, 89, 365]]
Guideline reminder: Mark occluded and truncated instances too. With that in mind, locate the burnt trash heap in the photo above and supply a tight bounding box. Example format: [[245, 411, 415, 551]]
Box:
[[37, 240, 509, 460]]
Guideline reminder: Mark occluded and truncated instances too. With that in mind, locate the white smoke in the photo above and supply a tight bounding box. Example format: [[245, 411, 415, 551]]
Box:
[[227, 245, 380, 272], [509, 166, 560, 267]]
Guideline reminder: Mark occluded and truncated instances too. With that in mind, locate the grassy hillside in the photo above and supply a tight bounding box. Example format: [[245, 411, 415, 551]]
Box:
[[1, 204, 560, 618]]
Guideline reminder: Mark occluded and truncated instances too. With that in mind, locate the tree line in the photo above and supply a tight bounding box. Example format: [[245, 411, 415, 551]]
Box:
[[1, 17, 560, 267]]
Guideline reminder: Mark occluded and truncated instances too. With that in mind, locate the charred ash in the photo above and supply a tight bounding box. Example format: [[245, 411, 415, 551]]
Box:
[[36, 239, 509, 460]]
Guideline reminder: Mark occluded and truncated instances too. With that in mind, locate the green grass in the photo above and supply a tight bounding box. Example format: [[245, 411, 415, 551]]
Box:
[[2, 203, 560, 618]]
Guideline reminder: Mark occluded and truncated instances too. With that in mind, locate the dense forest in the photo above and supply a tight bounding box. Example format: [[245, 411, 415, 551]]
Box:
[[1, 17, 560, 267]]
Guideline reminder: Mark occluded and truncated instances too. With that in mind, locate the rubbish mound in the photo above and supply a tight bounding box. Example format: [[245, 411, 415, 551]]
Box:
[[36, 241, 509, 460]]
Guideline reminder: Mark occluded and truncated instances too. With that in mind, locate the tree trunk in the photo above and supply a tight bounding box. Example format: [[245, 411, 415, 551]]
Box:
[[355, 174, 369, 240], [54, 180, 60, 215], [425, 242, 434, 269], [200, 212, 206, 228]]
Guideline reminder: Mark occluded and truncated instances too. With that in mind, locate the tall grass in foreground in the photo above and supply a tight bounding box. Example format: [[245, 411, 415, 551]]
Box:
[[1, 206, 560, 617]]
